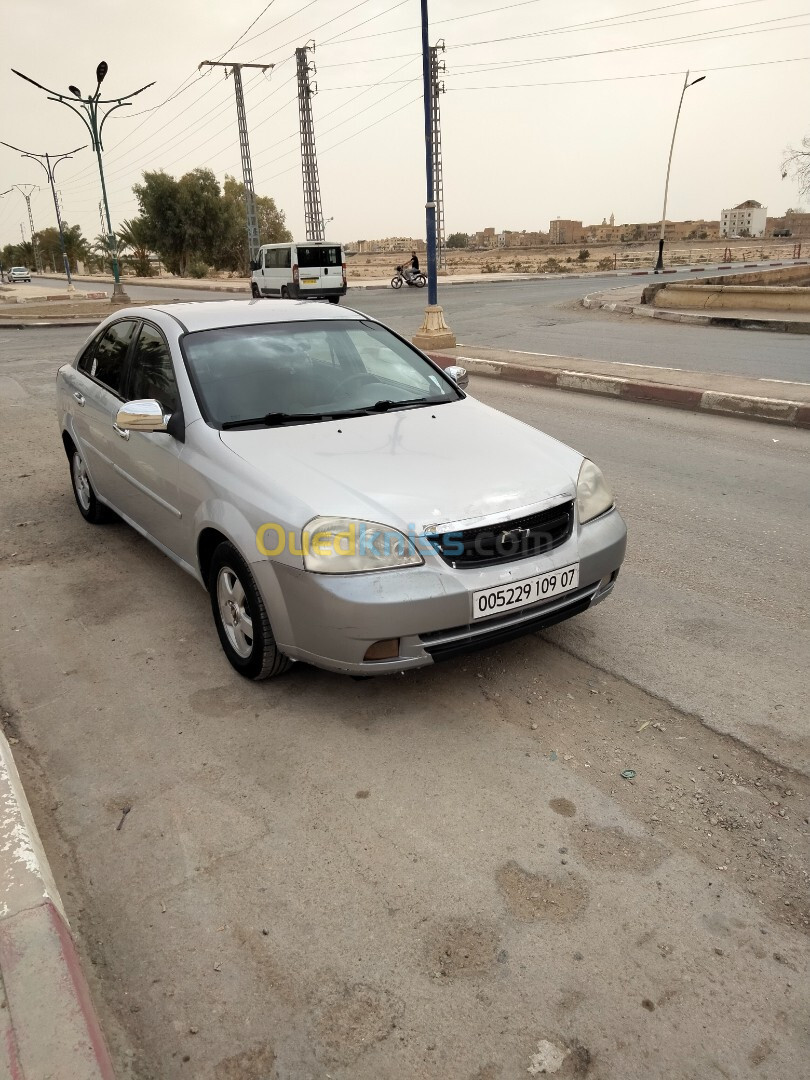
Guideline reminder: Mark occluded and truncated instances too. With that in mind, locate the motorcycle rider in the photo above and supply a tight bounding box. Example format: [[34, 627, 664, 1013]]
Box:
[[404, 250, 420, 284]]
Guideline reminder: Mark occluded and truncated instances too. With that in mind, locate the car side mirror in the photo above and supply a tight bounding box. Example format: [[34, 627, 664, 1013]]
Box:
[[445, 365, 469, 391], [116, 399, 169, 432]]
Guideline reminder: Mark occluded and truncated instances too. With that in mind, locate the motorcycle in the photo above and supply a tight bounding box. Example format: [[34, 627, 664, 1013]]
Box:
[[391, 264, 426, 289]]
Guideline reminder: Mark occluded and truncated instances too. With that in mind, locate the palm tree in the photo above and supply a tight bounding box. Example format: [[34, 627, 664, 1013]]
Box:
[[61, 224, 90, 273], [117, 217, 155, 277]]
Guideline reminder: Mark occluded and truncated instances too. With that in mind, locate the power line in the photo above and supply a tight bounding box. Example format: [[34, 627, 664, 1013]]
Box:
[[258, 94, 423, 184], [333, 0, 703, 45], [445, 0, 770, 53], [445, 53, 810, 90], [448, 13, 810, 75]]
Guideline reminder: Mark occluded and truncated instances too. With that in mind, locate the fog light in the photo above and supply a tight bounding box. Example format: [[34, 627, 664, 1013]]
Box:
[[364, 639, 400, 661]]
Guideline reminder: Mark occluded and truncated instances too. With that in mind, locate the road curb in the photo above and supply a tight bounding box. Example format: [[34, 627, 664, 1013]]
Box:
[[0, 730, 115, 1078], [427, 353, 810, 429], [582, 290, 810, 334]]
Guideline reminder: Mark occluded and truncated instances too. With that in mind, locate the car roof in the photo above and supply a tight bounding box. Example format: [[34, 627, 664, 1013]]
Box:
[[132, 299, 367, 333]]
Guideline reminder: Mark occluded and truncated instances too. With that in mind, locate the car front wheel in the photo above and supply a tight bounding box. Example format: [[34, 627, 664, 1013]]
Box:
[[209, 541, 292, 680]]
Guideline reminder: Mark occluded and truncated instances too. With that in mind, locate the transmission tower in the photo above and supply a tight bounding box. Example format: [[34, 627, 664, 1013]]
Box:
[[12, 185, 42, 272], [296, 43, 324, 242], [429, 42, 447, 270], [198, 59, 274, 265]]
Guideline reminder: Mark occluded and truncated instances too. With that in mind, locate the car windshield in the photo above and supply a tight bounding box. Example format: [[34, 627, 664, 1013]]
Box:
[[182, 318, 461, 428]]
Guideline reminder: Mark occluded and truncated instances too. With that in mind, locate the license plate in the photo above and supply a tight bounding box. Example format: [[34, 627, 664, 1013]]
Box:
[[302, 277, 318, 284], [472, 564, 579, 620]]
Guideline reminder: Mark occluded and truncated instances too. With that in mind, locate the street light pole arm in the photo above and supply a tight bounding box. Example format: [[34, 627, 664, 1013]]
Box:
[[10, 68, 61, 96], [98, 101, 132, 146], [48, 98, 97, 145], [96, 81, 155, 105]]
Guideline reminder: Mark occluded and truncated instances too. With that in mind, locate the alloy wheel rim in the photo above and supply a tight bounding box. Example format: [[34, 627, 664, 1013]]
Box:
[[72, 453, 91, 512], [216, 566, 254, 659]]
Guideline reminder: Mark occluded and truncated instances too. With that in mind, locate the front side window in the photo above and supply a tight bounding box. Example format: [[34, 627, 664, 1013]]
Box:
[[86, 320, 137, 395], [128, 323, 179, 413], [182, 319, 460, 428]]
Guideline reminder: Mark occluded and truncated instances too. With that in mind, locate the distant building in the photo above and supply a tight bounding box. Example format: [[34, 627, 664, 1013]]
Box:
[[720, 200, 766, 238], [549, 219, 584, 245], [766, 210, 810, 237]]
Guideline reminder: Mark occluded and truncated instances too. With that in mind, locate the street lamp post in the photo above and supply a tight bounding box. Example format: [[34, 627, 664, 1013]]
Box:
[[412, 0, 456, 351], [655, 71, 706, 273], [1, 142, 86, 291], [12, 62, 154, 303]]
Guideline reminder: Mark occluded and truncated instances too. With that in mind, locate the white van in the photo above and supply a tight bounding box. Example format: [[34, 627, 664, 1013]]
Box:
[[251, 242, 347, 304]]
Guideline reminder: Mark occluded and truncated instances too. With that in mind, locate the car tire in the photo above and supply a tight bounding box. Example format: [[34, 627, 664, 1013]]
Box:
[[281, 286, 289, 299], [209, 541, 292, 680], [328, 296, 340, 305], [69, 445, 112, 524], [251, 282, 260, 298]]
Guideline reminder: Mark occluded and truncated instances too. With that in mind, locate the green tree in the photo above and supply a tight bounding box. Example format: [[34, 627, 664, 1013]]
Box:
[[219, 175, 292, 274], [117, 217, 154, 277], [31, 222, 89, 273], [577, 248, 590, 262], [132, 169, 192, 275], [447, 232, 469, 249]]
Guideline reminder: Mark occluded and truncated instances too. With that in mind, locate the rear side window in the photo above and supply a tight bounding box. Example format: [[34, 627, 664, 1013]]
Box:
[[77, 333, 102, 374], [297, 246, 341, 268], [88, 321, 137, 395], [128, 323, 179, 413]]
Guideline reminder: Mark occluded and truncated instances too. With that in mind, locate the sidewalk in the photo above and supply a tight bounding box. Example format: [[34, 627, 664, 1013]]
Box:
[[0, 730, 114, 1077], [24, 257, 810, 294], [427, 343, 810, 429], [584, 283, 810, 334]]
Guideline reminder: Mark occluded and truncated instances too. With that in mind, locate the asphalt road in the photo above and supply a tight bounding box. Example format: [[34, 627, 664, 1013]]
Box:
[[1, 332, 807, 1078], [28, 271, 810, 384]]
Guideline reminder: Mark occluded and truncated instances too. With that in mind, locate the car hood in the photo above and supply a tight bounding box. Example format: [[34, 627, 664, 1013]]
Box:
[[219, 396, 582, 532]]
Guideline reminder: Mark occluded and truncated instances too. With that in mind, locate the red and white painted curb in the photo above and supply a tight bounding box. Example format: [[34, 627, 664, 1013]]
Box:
[[0, 731, 115, 1078], [428, 353, 810, 429]]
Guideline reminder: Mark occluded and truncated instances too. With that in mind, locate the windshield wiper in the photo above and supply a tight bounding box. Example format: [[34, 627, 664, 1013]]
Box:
[[368, 397, 436, 412], [221, 411, 332, 430]]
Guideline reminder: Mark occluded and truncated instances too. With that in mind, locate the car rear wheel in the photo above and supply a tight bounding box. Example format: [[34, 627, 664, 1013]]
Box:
[[328, 296, 340, 305], [281, 286, 290, 299], [209, 541, 292, 680], [251, 282, 260, 298], [70, 446, 112, 524]]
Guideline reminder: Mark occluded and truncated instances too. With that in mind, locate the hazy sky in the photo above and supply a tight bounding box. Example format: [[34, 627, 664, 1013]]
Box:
[[1, 0, 808, 251]]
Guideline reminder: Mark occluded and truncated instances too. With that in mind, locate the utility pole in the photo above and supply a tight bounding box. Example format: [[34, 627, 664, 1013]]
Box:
[[199, 60, 273, 267], [429, 42, 447, 271], [296, 43, 325, 242], [412, 0, 456, 351], [10, 185, 41, 273], [12, 62, 154, 303], [1, 141, 86, 290], [654, 70, 706, 273]]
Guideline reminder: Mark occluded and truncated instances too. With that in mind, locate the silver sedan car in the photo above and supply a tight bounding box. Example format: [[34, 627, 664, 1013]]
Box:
[[56, 300, 626, 678]]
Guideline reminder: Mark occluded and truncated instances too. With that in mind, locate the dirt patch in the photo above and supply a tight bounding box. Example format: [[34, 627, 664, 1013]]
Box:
[[497, 861, 589, 922], [549, 797, 577, 817], [573, 825, 667, 874], [315, 981, 401, 1060], [425, 918, 502, 978], [214, 1043, 276, 1079]]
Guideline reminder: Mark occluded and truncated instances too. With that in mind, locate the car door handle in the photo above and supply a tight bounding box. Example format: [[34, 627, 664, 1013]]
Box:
[[113, 422, 130, 441], [73, 391, 85, 406]]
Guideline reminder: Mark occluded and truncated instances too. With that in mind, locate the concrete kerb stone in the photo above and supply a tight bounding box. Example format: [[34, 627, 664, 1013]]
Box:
[[0, 730, 115, 1078], [427, 353, 810, 429]]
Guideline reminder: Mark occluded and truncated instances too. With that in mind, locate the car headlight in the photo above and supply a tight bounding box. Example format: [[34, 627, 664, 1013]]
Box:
[[577, 459, 614, 524], [302, 516, 424, 573]]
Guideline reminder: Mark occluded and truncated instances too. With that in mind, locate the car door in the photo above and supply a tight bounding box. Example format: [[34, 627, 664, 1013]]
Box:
[[68, 319, 139, 505], [106, 321, 188, 557]]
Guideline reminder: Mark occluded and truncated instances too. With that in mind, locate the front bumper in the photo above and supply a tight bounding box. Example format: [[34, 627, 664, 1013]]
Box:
[[254, 507, 627, 675]]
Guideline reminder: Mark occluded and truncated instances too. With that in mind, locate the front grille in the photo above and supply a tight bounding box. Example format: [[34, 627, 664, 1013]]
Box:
[[428, 500, 574, 569]]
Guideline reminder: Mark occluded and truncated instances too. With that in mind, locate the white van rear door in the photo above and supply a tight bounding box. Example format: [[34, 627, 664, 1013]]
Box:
[[296, 245, 342, 291]]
